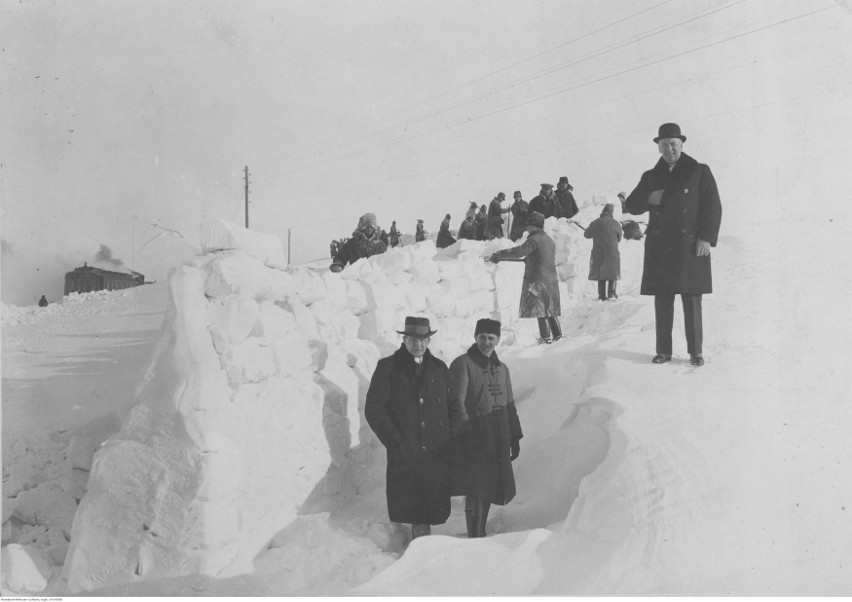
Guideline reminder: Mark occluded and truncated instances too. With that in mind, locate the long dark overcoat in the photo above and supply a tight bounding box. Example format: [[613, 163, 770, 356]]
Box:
[[624, 152, 722, 294], [528, 194, 563, 220], [485, 198, 508, 239], [555, 189, 579, 219], [449, 345, 523, 505], [584, 214, 622, 280], [508, 200, 529, 241], [492, 227, 561, 318], [365, 346, 459, 525], [436, 219, 456, 249]]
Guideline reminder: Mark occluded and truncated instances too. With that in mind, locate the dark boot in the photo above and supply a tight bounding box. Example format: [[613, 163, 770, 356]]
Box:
[[548, 317, 562, 341], [464, 496, 480, 538], [411, 524, 431, 539], [608, 280, 617, 299], [598, 280, 607, 301], [537, 318, 552, 344], [476, 498, 491, 537]]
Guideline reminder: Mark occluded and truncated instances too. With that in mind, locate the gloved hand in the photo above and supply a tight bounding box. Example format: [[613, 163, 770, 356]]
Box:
[[510, 438, 520, 461], [488, 254, 500, 264], [329, 264, 343, 273]]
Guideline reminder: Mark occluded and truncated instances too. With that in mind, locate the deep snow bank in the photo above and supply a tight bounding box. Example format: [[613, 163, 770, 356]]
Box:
[[55, 217, 589, 593]]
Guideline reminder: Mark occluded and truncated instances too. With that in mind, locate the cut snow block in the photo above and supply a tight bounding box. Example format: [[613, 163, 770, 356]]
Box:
[[289, 269, 327, 305], [278, 298, 319, 340], [407, 238, 437, 262], [258, 268, 297, 300], [387, 271, 412, 285], [321, 271, 348, 309], [557, 262, 576, 281], [338, 257, 374, 281], [208, 295, 260, 344], [410, 259, 441, 285], [311, 299, 361, 341], [358, 309, 403, 345], [435, 259, 465, 280], [401, 285, 427, 314], [272, 334, 312, 377], [317, 360, 360, 465], [362, 277, 405, 312], [199, 219, 288, 269], [370, 247, 411, 275], [1, 544, 51, 594], [424, 287, 456, 318], [202, 251, 269, 299], [223, 339, 276, 384], [252, 301, 297, 340], [13, 483, 78, 535], [344, 280, 369, 313]]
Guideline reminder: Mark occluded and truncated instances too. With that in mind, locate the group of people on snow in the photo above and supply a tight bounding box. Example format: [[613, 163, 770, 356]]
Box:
[[359, 122, 721, 543]]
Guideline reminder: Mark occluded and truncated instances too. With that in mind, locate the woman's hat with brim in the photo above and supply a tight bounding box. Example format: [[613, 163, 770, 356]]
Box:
[[397, 316, 437, 338], [653, 122, 686, 143]]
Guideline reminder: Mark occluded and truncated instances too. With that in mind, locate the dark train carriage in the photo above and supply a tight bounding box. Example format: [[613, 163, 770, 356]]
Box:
[[64, 263, 145, 295]]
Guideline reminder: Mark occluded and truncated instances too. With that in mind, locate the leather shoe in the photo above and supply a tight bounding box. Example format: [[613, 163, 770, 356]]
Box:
[[690, 355, 705, 366], [652, 354, 672, 364]]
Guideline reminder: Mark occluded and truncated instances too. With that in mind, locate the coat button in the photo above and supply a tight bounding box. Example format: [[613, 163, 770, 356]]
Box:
[[684, 188, 689, 193], [419, 398, 424, 404], [421, 446, 427, 452], [421, 421, 426, 427], [681, 228, 687, 233]]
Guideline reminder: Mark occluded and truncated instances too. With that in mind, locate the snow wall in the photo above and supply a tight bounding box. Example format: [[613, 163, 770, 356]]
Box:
[[57, 217, 587, 593]]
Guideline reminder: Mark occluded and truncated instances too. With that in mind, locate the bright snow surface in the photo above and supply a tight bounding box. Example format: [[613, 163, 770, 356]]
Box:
[[2, 205, 851, 597]]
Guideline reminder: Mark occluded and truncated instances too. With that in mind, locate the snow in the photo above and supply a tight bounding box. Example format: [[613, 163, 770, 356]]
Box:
[[2, 203, 851, 596]]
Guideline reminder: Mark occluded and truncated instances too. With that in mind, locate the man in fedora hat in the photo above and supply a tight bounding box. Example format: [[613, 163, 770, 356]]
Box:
[[624, 122, 722, 366], [555, 176, 579, 219], [528, 183, 563, 220], [365, 316, 460, 540], [449, 318, 523, 538]]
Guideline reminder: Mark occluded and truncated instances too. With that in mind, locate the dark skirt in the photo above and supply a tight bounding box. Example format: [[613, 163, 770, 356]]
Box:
[[386, 445, 451, 525], [450, 407, 516, 505]]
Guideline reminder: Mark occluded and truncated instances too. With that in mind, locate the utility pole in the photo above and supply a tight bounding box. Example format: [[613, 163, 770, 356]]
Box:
[[287, 228, 291, 265], [244, 166, 250, 229]]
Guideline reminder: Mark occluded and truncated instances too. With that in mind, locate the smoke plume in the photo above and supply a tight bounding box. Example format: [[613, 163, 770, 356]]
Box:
[[94, 244, 124, 267]]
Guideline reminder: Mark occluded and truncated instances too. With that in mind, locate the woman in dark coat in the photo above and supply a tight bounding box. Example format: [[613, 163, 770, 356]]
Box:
[[508, 191, 528, 242], [365, 317, 459, 539], [415, 219, 426, 242], [458, 215, 477, 240], [485, 193, 509, 239], [584, 203, 622, 300], [436, 214, 456, 249], [450, 318, 522, 538], [489, 211, 562, 343]]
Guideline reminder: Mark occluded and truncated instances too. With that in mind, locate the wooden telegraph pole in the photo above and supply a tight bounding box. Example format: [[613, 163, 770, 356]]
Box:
[[244, 166, 250, 229], [287, 228, 291, 265]]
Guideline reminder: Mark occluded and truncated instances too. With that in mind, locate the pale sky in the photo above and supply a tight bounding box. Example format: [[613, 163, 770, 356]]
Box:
[[3, 0, 851, 305]]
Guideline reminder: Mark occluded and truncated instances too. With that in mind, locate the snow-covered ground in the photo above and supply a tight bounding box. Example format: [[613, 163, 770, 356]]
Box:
[[2, 201, 851, 596]]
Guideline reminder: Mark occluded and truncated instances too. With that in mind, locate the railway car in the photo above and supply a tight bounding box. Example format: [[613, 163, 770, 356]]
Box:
[[64, 263, 145, 295]]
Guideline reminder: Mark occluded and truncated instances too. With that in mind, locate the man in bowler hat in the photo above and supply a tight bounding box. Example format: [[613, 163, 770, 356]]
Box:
[[365, 316, 460, 540], [623, 123, 722, 366]]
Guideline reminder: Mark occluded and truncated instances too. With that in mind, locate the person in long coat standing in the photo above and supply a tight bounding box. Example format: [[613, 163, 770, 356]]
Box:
[[528, 183, 563, 220], [624, 122, 722, 366], [489, 211, 562, 343], [436, 214, 456, 249], [555, 176, 579, 219], [508, 191, 528, 242], [389, 221, 401, 247], [415, 219, 426, 242], [485, 192, 510, 239], [584, 203, 622, 300], [449, 318, 522, 538], [458, 214, 477, 240], [365, 316, 460, 540], [474, 205, 488, 240]]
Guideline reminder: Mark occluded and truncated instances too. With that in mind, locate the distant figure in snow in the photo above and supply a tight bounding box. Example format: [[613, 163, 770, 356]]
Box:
[[465, 201, 478, 222], [329, 212, 388, 273], [436, 214, 456, 249], [528, 183, 563, 220], [365, 317, 459, 541], [449, 318, 523, 538], [415, 219, 426, 242], [584, 203, 622, 300], [474, 205, 487, 240], [38, 295, 48, 307], [389, 221, 401, 247], [488, 211, 562, 344], [458, 213, 477, 240], [623, 122, 722, 367], [485, 192, 510, 239], [617, 191, 627, 213], [508, 191, 528, 242], [555, 176, 579, 219]]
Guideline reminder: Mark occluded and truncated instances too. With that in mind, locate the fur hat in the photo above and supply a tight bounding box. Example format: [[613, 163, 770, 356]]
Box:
[[474, 318, 501, 337], [601, 203, 614, 217], [357, 213, 378, 230]]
